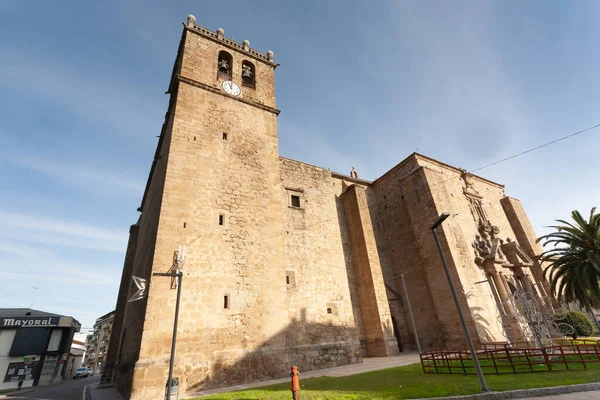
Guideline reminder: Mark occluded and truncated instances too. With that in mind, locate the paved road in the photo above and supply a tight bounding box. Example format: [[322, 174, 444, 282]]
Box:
[[5, 376, 99, 400]]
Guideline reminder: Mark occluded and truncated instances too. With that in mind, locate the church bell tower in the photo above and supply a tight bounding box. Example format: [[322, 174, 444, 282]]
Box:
[[116, 14, 287, 399]]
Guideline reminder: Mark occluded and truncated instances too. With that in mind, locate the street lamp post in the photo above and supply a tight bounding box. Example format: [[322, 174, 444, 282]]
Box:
[[153, 271, 183, 400], [430, 212, 490, 393]]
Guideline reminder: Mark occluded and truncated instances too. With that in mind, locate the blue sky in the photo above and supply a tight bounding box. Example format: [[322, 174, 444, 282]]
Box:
[[1, 1, 599, 328]]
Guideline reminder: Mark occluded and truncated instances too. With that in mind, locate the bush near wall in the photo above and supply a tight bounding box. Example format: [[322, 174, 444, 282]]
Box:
[[555, 311, 594, 340]]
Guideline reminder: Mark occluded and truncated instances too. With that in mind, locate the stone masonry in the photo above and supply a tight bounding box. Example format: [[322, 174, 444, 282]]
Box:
[[104, 15, 553, 400]]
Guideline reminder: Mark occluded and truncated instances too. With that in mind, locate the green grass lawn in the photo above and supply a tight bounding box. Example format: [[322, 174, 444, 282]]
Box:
[[197, 362, 600, 400]]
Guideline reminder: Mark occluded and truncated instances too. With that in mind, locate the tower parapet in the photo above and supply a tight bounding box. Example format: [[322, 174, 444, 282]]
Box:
[[185, 14, 275, 65]]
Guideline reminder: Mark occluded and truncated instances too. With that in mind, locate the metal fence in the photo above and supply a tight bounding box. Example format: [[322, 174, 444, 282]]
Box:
[[421, 340, 600, 375]]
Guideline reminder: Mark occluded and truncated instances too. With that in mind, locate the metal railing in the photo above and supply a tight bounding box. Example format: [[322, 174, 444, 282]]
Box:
[[421, 340, 600, 375]]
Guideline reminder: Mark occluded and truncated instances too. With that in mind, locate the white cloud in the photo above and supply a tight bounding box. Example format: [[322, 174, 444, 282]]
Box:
[[0, 152, 145, 197], [0, 271, 116, 286], [0, 212, 128, 253]]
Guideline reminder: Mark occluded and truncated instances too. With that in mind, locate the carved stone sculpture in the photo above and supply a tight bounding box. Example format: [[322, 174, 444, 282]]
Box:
[[472, 221, 507, 266]]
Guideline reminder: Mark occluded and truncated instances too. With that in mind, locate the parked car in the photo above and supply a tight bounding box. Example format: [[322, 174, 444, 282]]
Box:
[[87, 368, 94, 376], [73, 368, 88, 379]]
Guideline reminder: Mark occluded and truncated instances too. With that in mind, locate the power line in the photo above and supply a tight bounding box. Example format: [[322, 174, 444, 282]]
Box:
[[470, 123, 600, 173]]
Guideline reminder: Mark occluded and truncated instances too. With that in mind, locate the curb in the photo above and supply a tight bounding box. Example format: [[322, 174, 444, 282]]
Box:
[[0, 377, 74, 398], [412, 382, 600, 399], [83, 384, 91, 400]]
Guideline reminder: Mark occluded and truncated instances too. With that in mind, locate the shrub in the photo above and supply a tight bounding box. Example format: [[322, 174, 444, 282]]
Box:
[[555, 311, 594, 340]]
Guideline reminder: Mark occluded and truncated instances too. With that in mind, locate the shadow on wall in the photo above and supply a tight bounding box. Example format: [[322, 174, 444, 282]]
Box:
[[465, 291, 497, 345], [335, 193, 365, 336], [185, 308, 365, 393]]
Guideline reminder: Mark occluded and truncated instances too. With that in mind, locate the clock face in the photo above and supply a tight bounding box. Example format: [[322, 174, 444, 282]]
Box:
[[222, 80, 241, 96]]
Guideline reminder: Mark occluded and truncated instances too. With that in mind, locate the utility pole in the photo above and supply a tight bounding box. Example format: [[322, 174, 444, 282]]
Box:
[[431, 213, 490, 393]]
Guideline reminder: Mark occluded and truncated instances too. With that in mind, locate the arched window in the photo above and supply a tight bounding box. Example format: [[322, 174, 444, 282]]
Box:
[[241, 60, 255, 88], [217, 51, 232, 80]]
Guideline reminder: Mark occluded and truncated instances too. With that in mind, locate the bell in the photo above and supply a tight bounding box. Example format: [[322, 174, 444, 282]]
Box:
[[219, 60, 229, 72]]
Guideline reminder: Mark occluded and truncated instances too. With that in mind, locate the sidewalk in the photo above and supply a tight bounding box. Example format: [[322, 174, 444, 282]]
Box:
[[182, 352, 421, 398], [0, 377, 73, 398], [525, 391, 600, 399], [89, 381, 124, 400]]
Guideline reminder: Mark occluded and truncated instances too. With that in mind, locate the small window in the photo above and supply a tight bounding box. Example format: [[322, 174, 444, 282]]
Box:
[[217, 50, 233, 80], [286, 271, 296, 287], [222, 132, 228, 141], [241, 60, 256, 88], [223, 295, 230, 309], [291, 195, 301, 208], [326, 303, 338, 316], [219, 214, 224, 226]]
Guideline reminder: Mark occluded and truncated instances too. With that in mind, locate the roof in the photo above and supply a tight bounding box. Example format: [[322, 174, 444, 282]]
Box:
[[94, 310, 115, 324], [0, 308, 63, 318], [372, 152, 505, 189]]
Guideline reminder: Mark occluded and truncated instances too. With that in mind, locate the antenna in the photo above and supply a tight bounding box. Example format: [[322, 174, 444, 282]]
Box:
[[30, 287, 39, 308]]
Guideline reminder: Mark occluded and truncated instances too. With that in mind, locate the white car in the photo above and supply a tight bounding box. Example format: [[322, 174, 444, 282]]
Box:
[[73, 368, 88, 379], [87, 368, 94, 376]]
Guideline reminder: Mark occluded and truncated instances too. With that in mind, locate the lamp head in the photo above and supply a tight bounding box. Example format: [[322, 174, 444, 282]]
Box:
[[431, 212, 451, 230]]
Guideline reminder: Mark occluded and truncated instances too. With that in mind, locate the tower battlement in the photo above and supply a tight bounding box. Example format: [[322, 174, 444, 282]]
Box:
[[186, 14, 275, 65]]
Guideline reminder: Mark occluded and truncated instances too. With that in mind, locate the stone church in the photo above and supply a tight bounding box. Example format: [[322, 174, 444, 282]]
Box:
[[104, 15, 553, 399]]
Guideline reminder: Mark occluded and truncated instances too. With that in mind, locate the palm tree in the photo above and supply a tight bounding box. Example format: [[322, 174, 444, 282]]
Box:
[[537, 207, 600, 332]]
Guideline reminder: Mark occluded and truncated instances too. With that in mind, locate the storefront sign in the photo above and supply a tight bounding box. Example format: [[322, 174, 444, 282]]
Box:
[[23, 355, 39, 363], [0, 316, 81, 331], [0, 317, 59, 328]]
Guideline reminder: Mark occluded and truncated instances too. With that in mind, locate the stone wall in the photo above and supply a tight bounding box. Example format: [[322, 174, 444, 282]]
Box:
[[368, 157, 446, 350], [415, 159, 507, 346], [279, 158, 366, 353], [340, 184, 399, 356], [114, 87, 178, 399], [366, 154, 550, 350], [501, 197, 553, 300], [101, 222, 139, 385]]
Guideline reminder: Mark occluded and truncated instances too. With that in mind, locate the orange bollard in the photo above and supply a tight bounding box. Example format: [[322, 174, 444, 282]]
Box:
[[290, 365, 300, 400]]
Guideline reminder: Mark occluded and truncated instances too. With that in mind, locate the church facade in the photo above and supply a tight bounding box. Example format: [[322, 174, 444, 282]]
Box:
[[105, 15, 553, 399]]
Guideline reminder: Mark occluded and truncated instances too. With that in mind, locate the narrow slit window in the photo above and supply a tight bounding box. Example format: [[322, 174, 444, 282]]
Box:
[[223, 295, 229, 309], [327, 308, 332, 314], [286, 271, 296, 287], [291, 195, 301, 208], [219, 214, 224, 226], [222, 132, 228, 141]]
